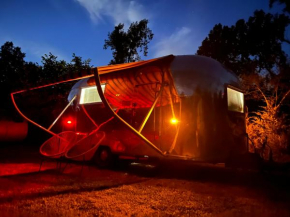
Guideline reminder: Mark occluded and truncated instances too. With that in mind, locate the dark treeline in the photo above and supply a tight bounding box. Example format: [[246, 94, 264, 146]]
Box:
[[0, 42, 91, 120], [0, 42, 93, 144]]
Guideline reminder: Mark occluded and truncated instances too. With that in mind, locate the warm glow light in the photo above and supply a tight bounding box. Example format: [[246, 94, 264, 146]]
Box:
[[64, 118, 74, 126], [170, 118, 178, 124]]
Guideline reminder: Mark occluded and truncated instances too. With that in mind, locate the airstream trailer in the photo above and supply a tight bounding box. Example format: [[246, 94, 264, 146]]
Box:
[[11, 55, 247, 167]]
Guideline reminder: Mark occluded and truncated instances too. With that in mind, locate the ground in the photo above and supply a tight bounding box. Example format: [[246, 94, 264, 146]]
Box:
[[0, 144, 290, 217]]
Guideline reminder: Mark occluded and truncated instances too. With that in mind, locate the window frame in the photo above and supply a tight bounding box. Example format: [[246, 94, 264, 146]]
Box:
[[226, 85, 245, 113], [79, 84, 106, 105]]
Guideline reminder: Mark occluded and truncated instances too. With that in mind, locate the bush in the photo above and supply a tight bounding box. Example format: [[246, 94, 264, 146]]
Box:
[[247, 97, 289, 162]]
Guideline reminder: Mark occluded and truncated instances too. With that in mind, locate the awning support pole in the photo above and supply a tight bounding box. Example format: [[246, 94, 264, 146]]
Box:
[[169, 91, 176, 119], [138, 85, 164, 133], [93, 68, 165, 157], [81, 105, 98, 127], [48, 95, 76, 130], [11, 93, 66, 141], [169, 99, 182, 153]]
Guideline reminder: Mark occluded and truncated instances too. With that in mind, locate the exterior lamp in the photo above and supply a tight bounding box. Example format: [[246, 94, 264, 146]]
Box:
[[170, 118, 178, 124], [64, 118, 74, 126]]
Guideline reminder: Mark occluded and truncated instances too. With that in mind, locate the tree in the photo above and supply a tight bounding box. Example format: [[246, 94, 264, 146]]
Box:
[[243, 71, 290, 161], [41, 52, 92, 81], [0, 41, 27, 118], [67, 53, 91, 72], [0, 42, 43, 120], [197, 10, 290, 75], [41, 52, 68, 82], [0, 41, 26, 90], [270, 0, 290, 13], [0, 40, 92, 126], [104, 19, 154, 64]]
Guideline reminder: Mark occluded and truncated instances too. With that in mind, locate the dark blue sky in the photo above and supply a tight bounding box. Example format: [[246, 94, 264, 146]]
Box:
[[0, 0, 286, 66]]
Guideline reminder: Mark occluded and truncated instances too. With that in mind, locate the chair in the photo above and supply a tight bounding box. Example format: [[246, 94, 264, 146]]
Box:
[[65, 131, 106, 161], [39, 131, 80, 171]]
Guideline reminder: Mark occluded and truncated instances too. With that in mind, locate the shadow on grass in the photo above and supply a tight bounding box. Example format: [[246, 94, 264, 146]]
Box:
[[123, 159, 290, 202], [0, 168, 148, 204]]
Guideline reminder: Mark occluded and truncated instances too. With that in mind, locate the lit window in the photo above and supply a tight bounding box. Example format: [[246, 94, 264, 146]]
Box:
[[79, 85, 106, 104], [227, 87, 244, 113]]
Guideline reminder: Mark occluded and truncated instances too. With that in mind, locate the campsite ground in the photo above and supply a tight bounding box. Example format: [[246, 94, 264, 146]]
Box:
[[0, 144, 290, 217]]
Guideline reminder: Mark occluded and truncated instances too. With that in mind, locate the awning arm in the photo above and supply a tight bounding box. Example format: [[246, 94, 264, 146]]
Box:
[[48, 95, 76, 130], [93, 68, 165, 157], [12, 74, 94, 95], [169, 98, 182, 153], [81, 105, 98, 127], [138, 85, 164, 133], [169, 91, 176, 119], [11, 92, 66, 141]]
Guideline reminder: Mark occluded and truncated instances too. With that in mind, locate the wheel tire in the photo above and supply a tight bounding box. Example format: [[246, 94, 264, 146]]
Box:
[[94, 146, 114, 169]]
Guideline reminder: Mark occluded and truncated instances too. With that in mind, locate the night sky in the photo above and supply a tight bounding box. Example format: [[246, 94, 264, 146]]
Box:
[[0, 0, 285, 66]]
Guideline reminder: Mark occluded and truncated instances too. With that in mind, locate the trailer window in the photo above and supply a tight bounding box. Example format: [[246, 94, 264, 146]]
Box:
[[79, 85, 106, 104], [227, 87, 244, 113]]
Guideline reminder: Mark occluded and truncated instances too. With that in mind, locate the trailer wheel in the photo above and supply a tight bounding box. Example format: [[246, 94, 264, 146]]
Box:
[[94, 146, 114, 168]]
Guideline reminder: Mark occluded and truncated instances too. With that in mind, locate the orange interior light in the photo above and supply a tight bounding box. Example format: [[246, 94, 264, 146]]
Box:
[[170, 118, 178, 124], [67, 120, 72, 124]]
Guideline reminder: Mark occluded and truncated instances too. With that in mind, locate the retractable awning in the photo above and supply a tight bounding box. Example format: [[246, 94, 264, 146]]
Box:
[[68, 55, 179, 108]]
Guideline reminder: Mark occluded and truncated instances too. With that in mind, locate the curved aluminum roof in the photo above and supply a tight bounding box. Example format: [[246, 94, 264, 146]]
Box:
[[170, 55, 239, 96]]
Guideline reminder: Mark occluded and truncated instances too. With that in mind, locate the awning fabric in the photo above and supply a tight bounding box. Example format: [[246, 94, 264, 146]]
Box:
[[97, 55, 174, 75], [70, 55, 179, 109]]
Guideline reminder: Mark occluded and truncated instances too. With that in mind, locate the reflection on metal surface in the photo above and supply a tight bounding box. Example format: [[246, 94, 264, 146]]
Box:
[[170, 55, 239, 96]]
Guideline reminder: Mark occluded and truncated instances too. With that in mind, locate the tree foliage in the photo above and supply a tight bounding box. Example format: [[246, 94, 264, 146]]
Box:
[[0, 41, 26, 90], [104, 19, 154, 64], [40, 52, 92, 105], [68, 53, 91, 72], [41, 53, 91, 79], [0, 41, 91, 119], [41, 53, 67, 82], [270, 0, 290, 13], [197, 10, 290, 75], [244, 72, 290, 161]]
